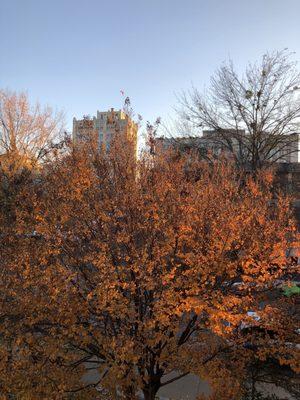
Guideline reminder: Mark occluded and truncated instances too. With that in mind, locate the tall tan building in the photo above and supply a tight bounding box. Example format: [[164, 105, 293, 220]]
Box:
[[73, 108, 138, 158]]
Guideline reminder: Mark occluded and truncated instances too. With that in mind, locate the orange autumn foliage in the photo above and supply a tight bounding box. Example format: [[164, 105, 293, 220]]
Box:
[[0, 134, 298, 400]]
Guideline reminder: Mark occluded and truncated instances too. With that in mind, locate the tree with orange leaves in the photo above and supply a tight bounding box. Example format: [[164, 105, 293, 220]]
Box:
[[0, 89, 65, 235], [0, 119, 298, 400]]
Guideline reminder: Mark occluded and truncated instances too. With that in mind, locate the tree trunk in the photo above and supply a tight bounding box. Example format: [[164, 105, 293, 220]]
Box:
[[143, 384, 160, 400]]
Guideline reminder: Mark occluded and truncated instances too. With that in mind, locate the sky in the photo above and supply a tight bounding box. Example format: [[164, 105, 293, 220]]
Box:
[[1, 0, 300, 133]]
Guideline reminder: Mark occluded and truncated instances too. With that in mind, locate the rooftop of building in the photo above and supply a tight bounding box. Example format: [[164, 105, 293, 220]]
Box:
[[73, 108, 132, 122]]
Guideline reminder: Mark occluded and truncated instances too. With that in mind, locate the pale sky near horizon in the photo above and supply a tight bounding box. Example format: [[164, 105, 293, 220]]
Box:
[[1, 0, 300, 133]]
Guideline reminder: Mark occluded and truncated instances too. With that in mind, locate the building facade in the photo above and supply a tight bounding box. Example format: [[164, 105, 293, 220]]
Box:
[[202, 130, 299, 164], [156, 130, 299, 164], [73, 108, 138, 158]]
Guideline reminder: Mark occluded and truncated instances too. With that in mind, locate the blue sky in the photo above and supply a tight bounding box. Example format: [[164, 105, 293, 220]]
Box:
[[1, 0, 300, 132]]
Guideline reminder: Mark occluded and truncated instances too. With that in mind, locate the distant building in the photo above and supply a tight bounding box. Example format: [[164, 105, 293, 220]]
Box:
[[202, 130, 299, 164], [154, 136, 208, 158], [156, 130, 299, 163], [73, 108, 138, 158]]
